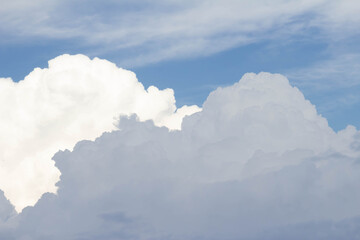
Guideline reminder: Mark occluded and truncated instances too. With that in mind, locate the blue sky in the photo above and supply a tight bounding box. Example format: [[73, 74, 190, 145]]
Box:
[[1, 0, 359, 131], [2, 1, 360, 239]]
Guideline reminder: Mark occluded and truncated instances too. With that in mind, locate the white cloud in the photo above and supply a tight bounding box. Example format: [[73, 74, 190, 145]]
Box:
[[1, 1, 360, 65], [1, 72, 359, 239], [0, 54, 200, 212]]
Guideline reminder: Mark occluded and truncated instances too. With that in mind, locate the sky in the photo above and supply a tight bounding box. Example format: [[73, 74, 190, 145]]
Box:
[[1, 1, 360, 131], [1, 0, 360, 239]]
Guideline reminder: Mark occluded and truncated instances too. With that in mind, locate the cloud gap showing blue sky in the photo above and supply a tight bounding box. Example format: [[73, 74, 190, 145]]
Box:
[[1, 0, 360, 239]]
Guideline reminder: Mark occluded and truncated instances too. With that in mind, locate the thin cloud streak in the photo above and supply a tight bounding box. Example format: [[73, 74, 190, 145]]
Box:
[[287, 53, 360, 89], [1, 1, 360, 65]]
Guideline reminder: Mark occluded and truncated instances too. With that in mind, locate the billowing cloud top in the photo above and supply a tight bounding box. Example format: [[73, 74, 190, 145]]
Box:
[[1, 68, 359, 239], [0, 54, 200, 212]]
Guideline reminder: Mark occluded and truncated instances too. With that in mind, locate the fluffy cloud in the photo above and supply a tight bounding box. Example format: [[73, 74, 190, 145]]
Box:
[[1, 72, 359, 239], [0, 54, 200, 211], [0, 191, 15, 223]]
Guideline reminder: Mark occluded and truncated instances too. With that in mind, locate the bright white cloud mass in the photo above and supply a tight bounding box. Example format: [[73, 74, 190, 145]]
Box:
[[0, 54, 200, 212], [1, 58, 360, 239]]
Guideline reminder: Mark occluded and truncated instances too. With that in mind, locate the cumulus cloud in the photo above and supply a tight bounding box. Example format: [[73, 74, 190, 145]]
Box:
[[0, 54, 200, 212], [1, 72, 359, 239], [0, 191, 15, 223]]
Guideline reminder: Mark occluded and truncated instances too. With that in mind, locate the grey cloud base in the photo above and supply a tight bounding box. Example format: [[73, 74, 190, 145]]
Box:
[[0, 191, 15, 223], [1, 72, 360, 239]]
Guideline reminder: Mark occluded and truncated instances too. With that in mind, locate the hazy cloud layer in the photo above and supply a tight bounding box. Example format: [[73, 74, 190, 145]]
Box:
[[1, 1, 360, 65], [0, 54, 200, 211], [287, 53, 360, 89], [1, 72, 359, 239]]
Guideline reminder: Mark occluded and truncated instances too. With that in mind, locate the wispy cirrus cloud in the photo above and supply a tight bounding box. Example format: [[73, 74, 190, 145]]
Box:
[[284, 52, 360, 119], [287, 53, 360, 89], [1, 0, 360, 66]]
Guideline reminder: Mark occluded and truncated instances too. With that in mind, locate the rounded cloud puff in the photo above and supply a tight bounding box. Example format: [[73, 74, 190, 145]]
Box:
[[184, 73, 334, 153], [0, 54, 200, 212], [1, 71, 359, 239]]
